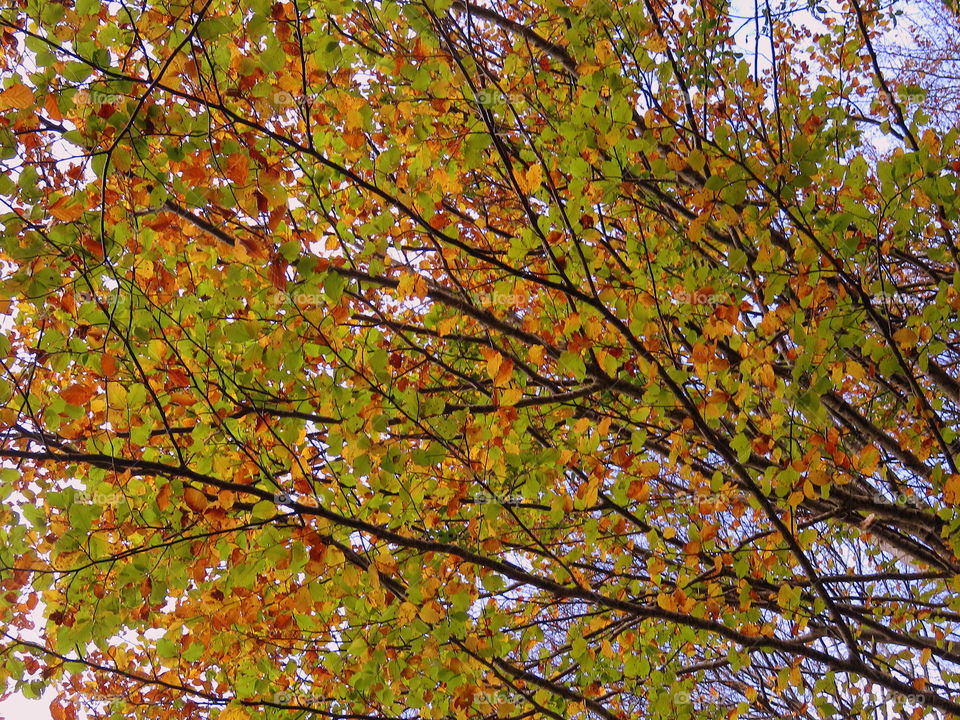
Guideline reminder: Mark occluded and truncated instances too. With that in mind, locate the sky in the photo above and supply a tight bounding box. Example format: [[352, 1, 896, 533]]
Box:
[[0, 689, 56, 720]]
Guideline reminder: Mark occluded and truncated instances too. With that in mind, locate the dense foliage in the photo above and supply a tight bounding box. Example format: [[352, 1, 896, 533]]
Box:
[[0, 0, 959, 718]]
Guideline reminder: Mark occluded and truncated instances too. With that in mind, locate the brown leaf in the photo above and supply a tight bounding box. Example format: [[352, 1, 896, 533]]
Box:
[[268, 254, 288, 291], [183, 487, 209, 512]]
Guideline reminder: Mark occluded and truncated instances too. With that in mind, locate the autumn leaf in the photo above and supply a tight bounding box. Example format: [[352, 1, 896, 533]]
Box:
[[100, 354, 118, 378], [225, 153, 250, 185], [517, 163, 543, 194], [0, 82, 34, 111], [494, 356, 513, 387], [48, 196, 86, 222], [60, 383, 95, 405], [156, 483, 172, 511], [418, 601, 442, 624], [183, 487, 209, 512], [626, 480, 649, 502], [218, 704, 251, 720], [944, 475, 960, 505], [344, 129, 365, 149]]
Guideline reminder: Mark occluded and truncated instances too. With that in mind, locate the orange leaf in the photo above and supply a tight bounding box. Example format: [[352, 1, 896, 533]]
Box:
[[61, 383, 95, 405], [0, 82, 34, 111], [344, 129, 365, 148], [44, 92, 62, 121], [183, 487, 209, 512], [428, 213, 451, 230], [167, 368, 191, 386], [495, 357, 513, 387], [944, 475, 960, 505], [225, 153, 250, 185], [100, 354, 118, 378], [157, 484, 172, 511], [217, 489, 237, 510], [169, 391, 196, 406], [626, 480, 649, 502], [49, 196, 85, 222], [691, 342, 710, 364]]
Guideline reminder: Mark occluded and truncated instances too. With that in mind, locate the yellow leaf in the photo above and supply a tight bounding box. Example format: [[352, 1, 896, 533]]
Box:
[[595, 39, 613, 63], [398, 601, 417, 624], [293, 587, 312, 613], [687, 149, 706, 174], [219, 706, 251, 720], [436, 317, 458, 337], [324, 546, 345, 566], [944, 474, 960, 505], [485, 351, 503, 383], [638, 461, 660, 477], [517, 163, 543, 194], [499, 387, 522, 406], [893, 327, 917, 349], [413, 274, 429, 299], [756, 363, 776, 389], [656, 592, 676, 612], [397, 273, 416, 297], [846, 361, 865, 381], [666, 152, 687, 172], [418, 602, 441, 624]]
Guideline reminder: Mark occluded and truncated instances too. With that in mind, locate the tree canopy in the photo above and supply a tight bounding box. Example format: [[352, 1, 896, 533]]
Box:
[[0, 0, 959, 718]]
